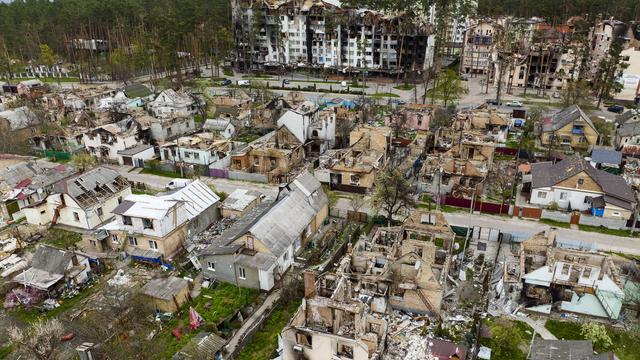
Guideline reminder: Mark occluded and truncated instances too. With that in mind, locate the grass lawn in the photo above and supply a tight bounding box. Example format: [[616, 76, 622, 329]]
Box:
[[480, 317, 534, 360], [242, 74, 272, 79], [394, 84, 415, 90], [372, 92, 400, 98], [140, 168, 186, 178], [539, 218, 571, 228], [578, 224, 636, 238], [545, 320, 636, 360], [44, 228, 83, 249], [235, 299, 301, 360], [158, 283, 260, 358]]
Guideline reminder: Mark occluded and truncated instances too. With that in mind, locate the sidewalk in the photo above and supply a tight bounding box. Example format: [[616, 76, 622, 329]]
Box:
[[513, 315, 557, 340], [225, 288, 282, 356]]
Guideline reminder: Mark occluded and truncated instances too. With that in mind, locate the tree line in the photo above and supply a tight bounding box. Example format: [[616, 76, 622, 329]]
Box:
[[0, 0, 233, 84], [477, 0, 640, 23]]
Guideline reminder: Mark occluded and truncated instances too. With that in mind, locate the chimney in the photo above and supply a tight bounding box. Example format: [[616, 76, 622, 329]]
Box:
[[303, 270, 317, 299]]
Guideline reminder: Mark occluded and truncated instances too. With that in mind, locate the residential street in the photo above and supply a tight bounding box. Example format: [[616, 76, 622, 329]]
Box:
[[444, 212, 640, 255]]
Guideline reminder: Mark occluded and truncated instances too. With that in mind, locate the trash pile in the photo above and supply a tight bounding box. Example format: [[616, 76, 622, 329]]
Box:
[[4, 287, 44, 309], [188, 217, 237, 252], [108, 269, 133, 287]]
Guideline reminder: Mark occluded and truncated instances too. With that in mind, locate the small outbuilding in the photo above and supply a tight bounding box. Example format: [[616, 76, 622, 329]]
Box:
[[142, 276, 191, 313]]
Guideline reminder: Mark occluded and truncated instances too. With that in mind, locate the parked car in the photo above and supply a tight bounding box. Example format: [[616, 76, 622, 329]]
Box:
[[282, 79, 290, 85], [607, 104, 624, 113], [506, 100, 523, 107], [221, 79, 232, 86], [165, 179, 192, 190], [486, 99, 501, 106], [552, 92, 560, 98], [237, 80, 250, 86], [460, 74, 469, 81]]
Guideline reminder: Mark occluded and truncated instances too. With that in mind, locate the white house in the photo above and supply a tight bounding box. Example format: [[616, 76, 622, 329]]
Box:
[[83, 118, 143, 165], [203, 119, 236, 139], [102, 180, 220, 257], [148, 89, 198, 118], [530, 156, 635, 219], [160, 133, 232, 167], [117, 144, 155, 168], [23, 167, 132, 230], [277, 101, 336, 153]]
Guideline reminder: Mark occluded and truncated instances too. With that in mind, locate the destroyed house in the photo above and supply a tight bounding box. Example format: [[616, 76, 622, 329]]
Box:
[[347, 212, 452, 316], [230, 126, 304, 183], [281, 271, 388, 360], [148, 89, 199, 118], [14, 244, 90, 292], [82, 117, 145, 165], [0, 161, 77, 222], [520, 235, 624, 320], [199, 172, 328, 291], [277, 101, 336, 155], [101, 180, 219, 258], [23, 167, 131, 230]]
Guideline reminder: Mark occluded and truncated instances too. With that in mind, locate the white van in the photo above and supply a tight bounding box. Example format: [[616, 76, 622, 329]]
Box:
[[165, 179, 192, 190], [238, 80, 250, 86]]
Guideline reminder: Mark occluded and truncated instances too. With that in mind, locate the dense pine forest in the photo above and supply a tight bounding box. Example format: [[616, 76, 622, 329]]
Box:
[[0, 0, 232, 81], [477, 0, 640, 23]]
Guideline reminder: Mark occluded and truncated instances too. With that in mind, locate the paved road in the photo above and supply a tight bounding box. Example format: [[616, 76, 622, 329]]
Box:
[[444, 212, 640, 256]]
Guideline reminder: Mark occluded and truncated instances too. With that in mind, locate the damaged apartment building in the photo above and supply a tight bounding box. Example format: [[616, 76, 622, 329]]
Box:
[[231, 0, 435, 75], [280, 211, 455, 359], [494, 231, 625, 320]]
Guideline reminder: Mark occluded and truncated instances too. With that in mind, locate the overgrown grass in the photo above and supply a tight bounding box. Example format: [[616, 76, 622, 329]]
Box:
[[158, 283, 259, 358], [394, 84, 415, 91], [371, 92, 400, 98], [480, 317, 534, 360], [140, 168, 186, 178], [235, 300, 301, 360], [44, 228, 83, 249], [539, 218, 571, 228], [12, 281, 101, 323], [0, 345, 12, 359], [545, 320, 636, 360], [578, 224, 636, 238]]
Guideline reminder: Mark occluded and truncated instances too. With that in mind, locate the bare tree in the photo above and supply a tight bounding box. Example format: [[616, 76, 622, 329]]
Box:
[[371, 169, 415, 226], [9, 318, 65, 360]]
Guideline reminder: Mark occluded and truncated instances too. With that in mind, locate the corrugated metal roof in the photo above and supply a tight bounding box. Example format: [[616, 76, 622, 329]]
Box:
[[222, 189, 261, 211], [113, 195, 179, 220], [529, 340, 593, 360], [162, 180, 220, 220], [117, 144, 153, 156], [591, 147, 622, 165]]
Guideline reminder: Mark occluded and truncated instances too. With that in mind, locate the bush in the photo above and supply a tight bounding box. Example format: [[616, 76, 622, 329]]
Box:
[[581, 323, 613, 350], [548, 201, 559, 211]]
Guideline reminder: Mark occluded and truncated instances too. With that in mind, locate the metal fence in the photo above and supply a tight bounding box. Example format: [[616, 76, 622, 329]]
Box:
[[578, 215, 627, 230], [540, 209, 571, 223]]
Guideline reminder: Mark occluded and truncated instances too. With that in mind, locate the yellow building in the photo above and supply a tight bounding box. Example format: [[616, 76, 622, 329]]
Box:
[[540, 105, 599, 151]]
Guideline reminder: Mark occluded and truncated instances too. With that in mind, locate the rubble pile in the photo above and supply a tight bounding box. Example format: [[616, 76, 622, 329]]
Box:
[[385, 311, 429, 360]]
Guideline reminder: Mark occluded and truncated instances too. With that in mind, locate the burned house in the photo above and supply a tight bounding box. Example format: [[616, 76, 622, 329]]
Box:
[[420, 137, 495, 198], [281, 210, 455, 359], [517, 232, 625, 320], [230, 126, 305, 183], [277, 101, 336, 156], [82, 116, 150, 165], [281, 271, 389, 360]]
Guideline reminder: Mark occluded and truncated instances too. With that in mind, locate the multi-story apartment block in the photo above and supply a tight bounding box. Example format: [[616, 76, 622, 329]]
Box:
[[232, 0, 435, 75], [461, 19, 500, 76]]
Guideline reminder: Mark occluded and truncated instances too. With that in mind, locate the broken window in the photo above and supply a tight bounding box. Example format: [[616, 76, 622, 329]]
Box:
[[148, 240, 158, 250], [143, 218, 154, 230], [97, 207, 103, 216], [561, 263, 570, 275], [582, 267, 592, 278], [337, 344, 354, 359], [73, 212, 80, 221], [296, 332, 312, 347], [128, 236, 138, 246], [123, 216, 132, 225]]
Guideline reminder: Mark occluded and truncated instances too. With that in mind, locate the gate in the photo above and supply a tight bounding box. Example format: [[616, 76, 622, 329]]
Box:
[[570, 212, 580, 225]]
